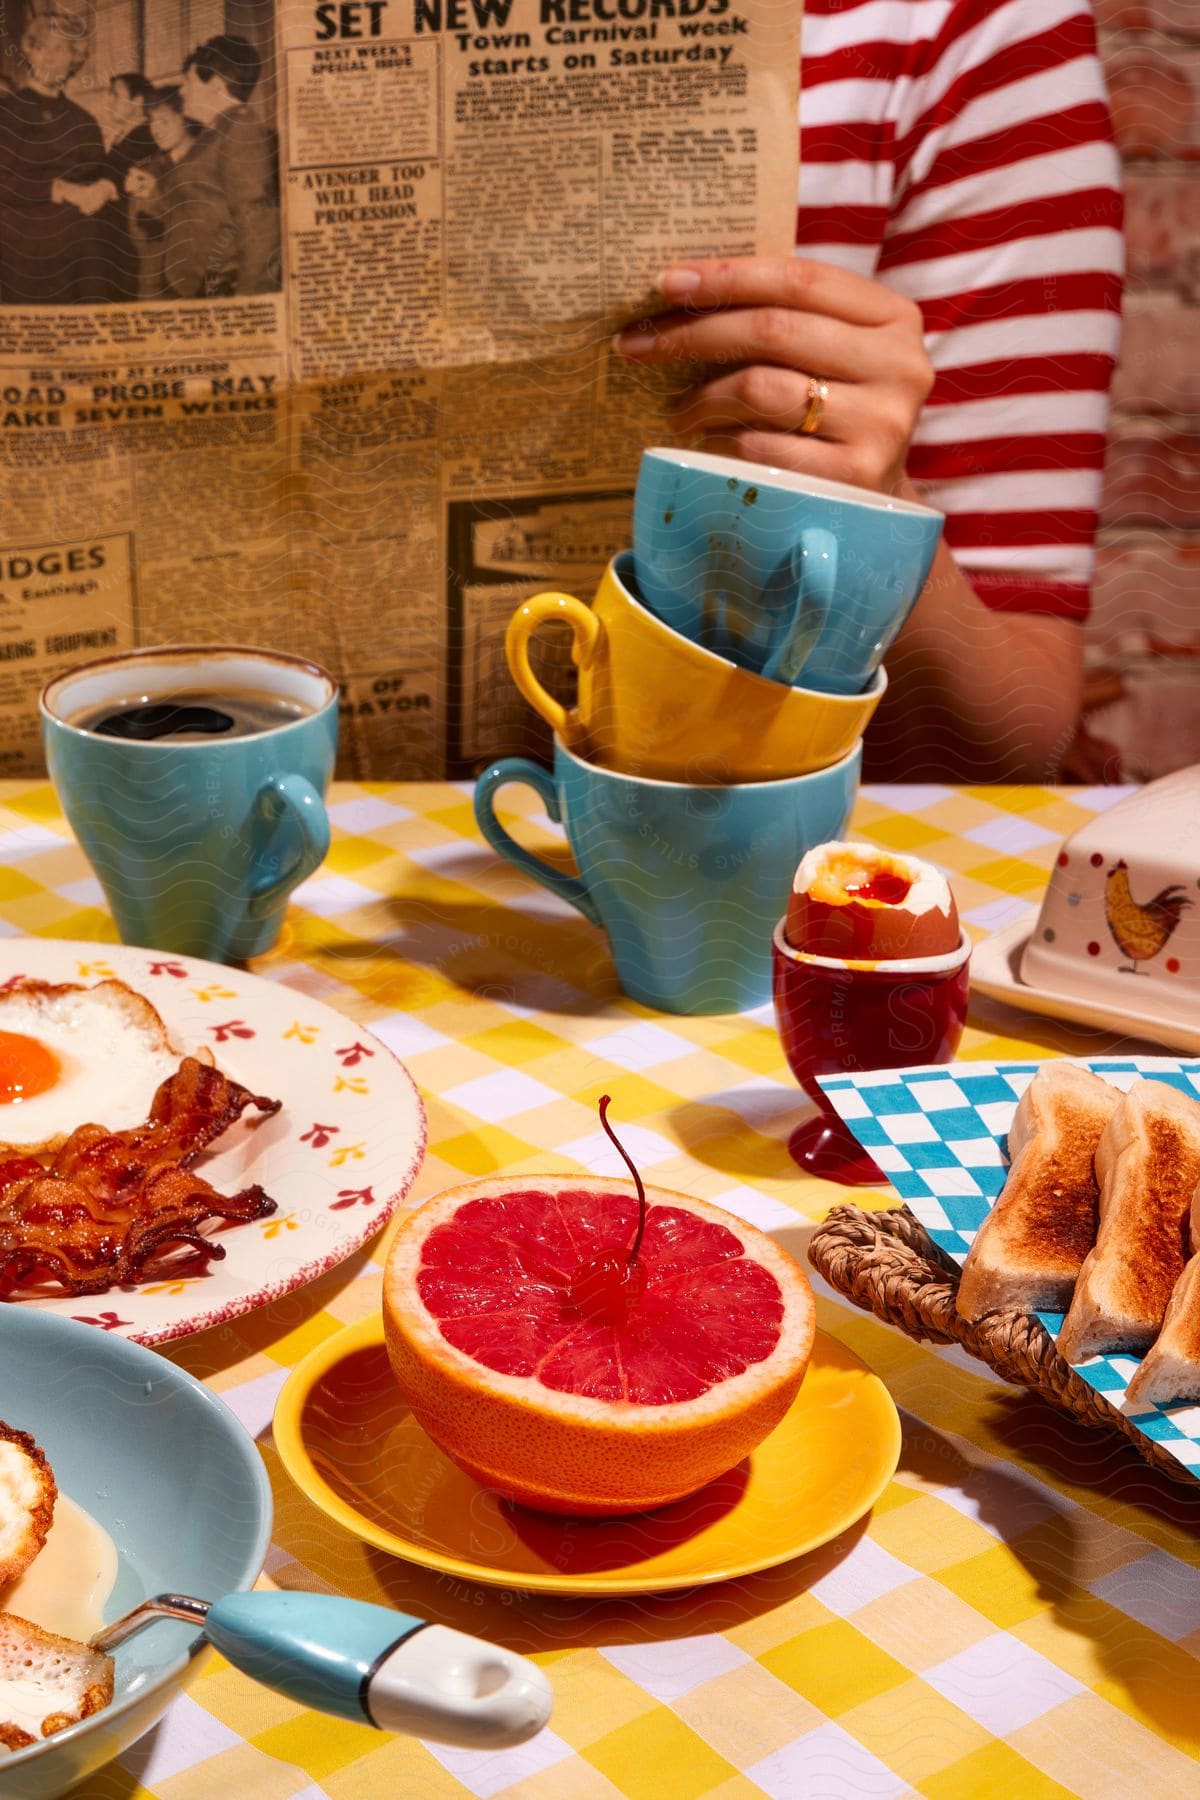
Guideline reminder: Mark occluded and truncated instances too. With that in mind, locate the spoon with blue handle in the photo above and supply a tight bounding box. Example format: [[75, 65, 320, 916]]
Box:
[[92, 1591, 552, 1749]]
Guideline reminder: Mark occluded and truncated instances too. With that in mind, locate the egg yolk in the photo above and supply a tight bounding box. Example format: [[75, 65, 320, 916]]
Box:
[[0, 1031, 60, 1103], [844, 868, 913, 906]]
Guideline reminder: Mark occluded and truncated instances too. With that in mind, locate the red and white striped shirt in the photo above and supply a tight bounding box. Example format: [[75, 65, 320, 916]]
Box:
[[798, 0, 1124, 621]]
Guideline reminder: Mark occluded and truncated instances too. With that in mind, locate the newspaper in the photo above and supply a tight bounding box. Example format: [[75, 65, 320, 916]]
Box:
[[0, 0, 800, 777]]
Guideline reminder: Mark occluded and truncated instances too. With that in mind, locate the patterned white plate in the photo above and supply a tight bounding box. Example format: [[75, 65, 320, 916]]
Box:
[[0, 939, 425, 1345]]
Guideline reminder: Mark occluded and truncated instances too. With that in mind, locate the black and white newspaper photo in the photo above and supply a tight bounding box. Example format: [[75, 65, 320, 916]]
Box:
[[0, 0, 281, 305]]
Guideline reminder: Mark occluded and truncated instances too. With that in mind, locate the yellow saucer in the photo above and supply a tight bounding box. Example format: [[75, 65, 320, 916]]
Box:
[[273, 1317, 901, 1596]]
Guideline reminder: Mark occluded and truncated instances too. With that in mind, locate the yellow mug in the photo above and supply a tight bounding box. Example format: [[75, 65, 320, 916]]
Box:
[[505, 552, 886, 783]]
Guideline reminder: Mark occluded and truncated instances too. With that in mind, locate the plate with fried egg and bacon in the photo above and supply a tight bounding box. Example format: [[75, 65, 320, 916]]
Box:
[[0, 940, 425, 1345]]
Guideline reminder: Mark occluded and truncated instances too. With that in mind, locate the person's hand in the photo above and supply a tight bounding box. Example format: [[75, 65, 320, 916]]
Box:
[[51, 178, 116, 214], [63, 179, 119, 215], [615, 256, 934, 496], [81, 179, 119, 213]]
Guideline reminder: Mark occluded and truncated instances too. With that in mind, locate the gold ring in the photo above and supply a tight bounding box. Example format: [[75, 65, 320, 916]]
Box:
[[799, 377, 828, 436]]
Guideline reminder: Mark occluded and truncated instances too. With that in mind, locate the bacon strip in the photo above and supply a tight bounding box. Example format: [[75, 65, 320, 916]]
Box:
[[0, 1059, 280, 1298], [146, 1058, 282, 1157]]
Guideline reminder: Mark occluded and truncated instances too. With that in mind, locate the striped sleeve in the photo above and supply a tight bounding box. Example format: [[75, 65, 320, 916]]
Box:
[[882, 0, 1124, 619]]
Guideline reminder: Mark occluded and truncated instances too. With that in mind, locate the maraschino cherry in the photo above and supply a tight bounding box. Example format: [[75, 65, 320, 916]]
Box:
[[567, 1096, 648, 1324]]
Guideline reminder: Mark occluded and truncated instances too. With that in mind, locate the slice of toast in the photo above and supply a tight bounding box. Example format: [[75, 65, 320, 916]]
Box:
[[1058, 1080, 1200, 1364], [955, 1064, 1120, 1322], [1124, 1173, 1200, 1412], [0, 1611, 113, 1749], [0, 1423, 55, 1589]]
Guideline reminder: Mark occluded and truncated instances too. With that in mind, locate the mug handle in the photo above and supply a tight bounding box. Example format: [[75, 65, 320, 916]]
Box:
[[761, 527, 839, 686], [246, 773, 331, 918], [474, 757, 599, 925], [505, 593, 601, 746]]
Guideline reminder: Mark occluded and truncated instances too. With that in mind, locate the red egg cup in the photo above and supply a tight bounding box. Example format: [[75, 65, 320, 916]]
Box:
[[772, 921, 972, 1185]]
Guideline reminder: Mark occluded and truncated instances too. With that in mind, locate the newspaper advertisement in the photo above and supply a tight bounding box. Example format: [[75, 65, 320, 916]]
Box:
[[0, 0, 800, 777]]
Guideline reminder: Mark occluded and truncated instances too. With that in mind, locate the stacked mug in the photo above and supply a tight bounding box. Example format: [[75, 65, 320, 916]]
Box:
[[475, 449, 943, 1015]]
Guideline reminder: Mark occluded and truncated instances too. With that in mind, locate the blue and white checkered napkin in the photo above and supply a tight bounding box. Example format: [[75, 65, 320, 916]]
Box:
[[819, 1057, 1200, 1472]]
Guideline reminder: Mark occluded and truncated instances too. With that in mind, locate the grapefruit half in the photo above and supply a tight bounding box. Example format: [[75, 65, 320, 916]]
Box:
[[382, 1176, 816, 1516]]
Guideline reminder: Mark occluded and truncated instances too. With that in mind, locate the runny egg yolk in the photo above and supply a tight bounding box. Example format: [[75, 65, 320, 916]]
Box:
[[0, 1030, 60, 1103]]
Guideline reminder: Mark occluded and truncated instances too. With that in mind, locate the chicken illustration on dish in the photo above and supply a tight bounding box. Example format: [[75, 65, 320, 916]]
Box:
[[1104, 860, 1192, 973]]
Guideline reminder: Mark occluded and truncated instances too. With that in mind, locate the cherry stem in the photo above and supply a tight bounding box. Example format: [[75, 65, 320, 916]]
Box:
[[598, 1094, 646, 1265]]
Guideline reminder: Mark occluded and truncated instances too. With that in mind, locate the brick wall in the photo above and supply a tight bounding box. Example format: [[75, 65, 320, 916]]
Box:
[[1076, 2, 1200, 779]]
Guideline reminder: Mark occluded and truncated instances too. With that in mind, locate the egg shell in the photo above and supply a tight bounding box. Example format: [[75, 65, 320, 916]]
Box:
[[785, 843, 960, 962]]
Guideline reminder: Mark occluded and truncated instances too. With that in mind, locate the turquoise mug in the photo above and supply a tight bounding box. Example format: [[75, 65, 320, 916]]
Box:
[[474, 737, 861, 1014], [633, 447, 943, 693], [41, 645, 338, 962]]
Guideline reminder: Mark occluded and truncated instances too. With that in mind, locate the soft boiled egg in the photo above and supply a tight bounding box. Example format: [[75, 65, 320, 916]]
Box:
[[786, 841, 960, 962], [0, 980, 183, 1155]]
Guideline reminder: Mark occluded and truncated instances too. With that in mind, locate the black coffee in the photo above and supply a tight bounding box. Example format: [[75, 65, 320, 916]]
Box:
[[71, 688, 313, 743]]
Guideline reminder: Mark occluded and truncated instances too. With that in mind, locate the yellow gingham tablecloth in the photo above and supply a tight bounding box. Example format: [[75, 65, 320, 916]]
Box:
[[2, 777, 1198, 1800]]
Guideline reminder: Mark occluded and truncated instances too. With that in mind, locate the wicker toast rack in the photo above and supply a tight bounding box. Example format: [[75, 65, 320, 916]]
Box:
[[808, 1202, 1194, 1487]]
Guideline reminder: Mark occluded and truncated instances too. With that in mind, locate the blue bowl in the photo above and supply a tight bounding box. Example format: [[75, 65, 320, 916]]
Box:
[[0, 1312, 272, 1798]]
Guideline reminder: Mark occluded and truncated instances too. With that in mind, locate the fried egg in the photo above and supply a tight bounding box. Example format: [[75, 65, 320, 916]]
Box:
[[0, 980, 185, 1155]]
